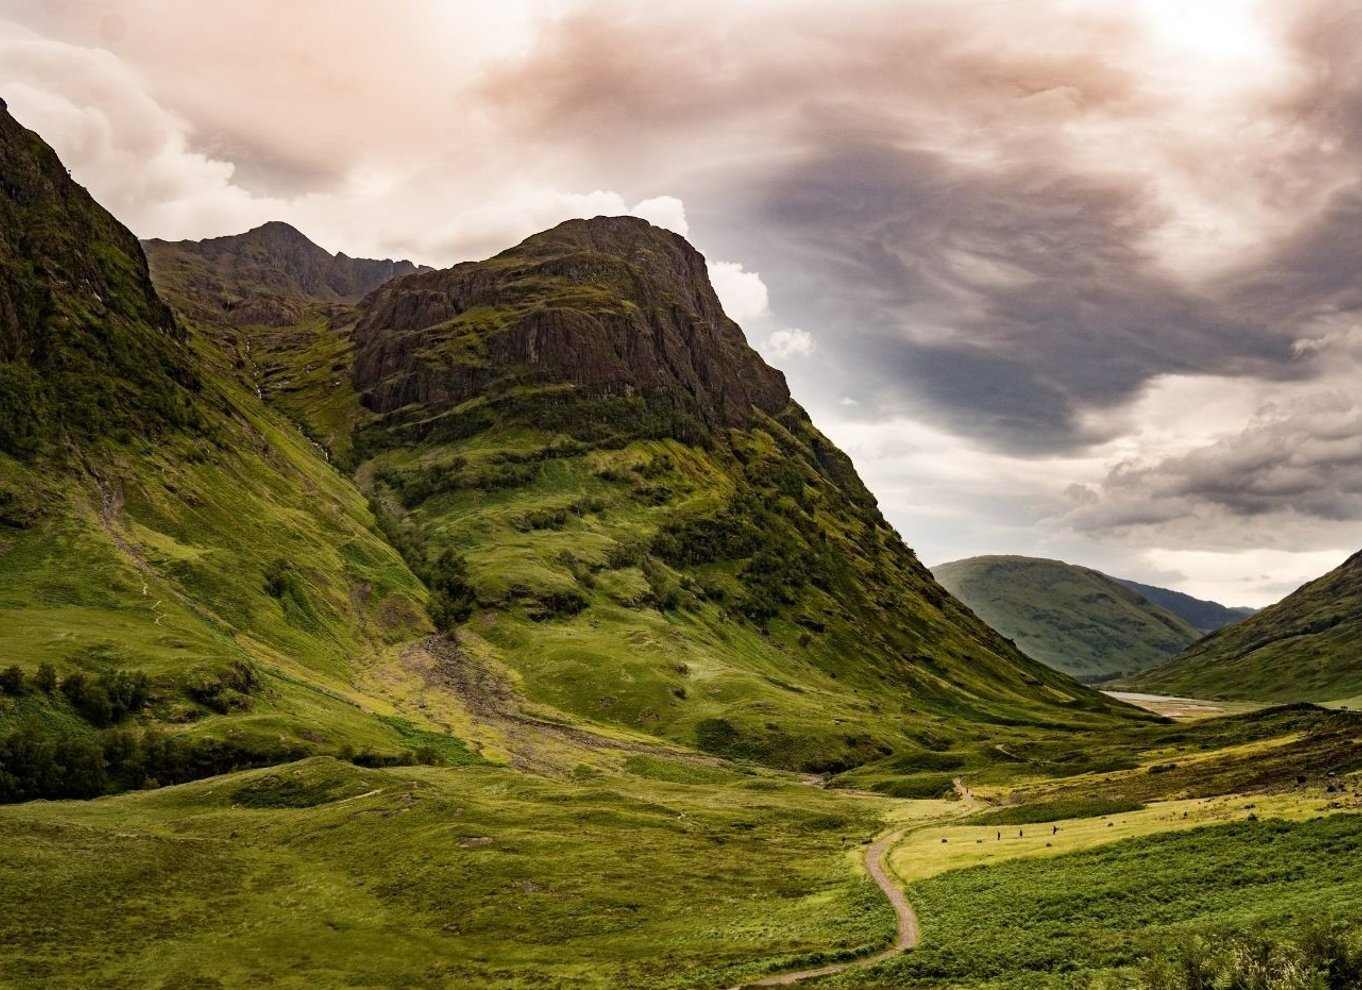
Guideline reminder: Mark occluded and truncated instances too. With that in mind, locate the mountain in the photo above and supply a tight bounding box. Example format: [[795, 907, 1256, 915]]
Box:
[[0, 87, 1136, 810], [1125, 550, 1362, 703], [335, 216, 1139, 769], [0, 99, 198, 456], [143, 221, 428, 326], [932, 556, 1203, 682], [143, 223, 428, 461], [0, 98, 439, 798], [1113, 578, 1255, 633]]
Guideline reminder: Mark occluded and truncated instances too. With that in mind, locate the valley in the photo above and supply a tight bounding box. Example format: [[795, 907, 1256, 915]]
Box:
[[2, 93, 1361, 990]]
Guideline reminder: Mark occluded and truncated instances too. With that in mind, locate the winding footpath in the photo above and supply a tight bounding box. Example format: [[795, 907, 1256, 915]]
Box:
[[729, 830, 917, 988]]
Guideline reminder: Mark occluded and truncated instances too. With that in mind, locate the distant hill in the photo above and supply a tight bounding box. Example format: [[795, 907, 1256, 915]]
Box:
[[1125, 551, 1362, 703], [1112, 579, 1255, 633], [932, 556, 1203, 682]]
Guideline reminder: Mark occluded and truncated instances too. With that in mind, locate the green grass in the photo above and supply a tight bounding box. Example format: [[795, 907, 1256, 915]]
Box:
[[962, 797, 1146, 826], [833, 811, 1362, 989], [932, 556, 1202, 682], [0, 757, 896, 990]]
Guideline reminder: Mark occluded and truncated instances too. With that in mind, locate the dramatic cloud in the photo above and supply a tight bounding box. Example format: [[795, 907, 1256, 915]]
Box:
[[5, 0, 1362, 604]]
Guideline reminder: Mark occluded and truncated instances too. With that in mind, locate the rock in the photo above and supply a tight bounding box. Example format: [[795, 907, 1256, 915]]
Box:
[[352, 216, 790, 436]]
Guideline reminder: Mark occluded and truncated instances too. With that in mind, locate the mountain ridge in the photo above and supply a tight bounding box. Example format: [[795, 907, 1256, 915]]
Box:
[[932, 555, 1204, 682], [142, 220, 429, 328], [1112, 577, 1256, 633]]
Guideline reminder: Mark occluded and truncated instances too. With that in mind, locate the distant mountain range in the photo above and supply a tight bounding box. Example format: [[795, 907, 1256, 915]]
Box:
[[1111, 579, 1256, 633], [932, 556, 1254, 682]]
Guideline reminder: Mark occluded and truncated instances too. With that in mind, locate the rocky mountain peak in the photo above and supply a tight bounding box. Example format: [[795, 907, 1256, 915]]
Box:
[[353, 215, 790, 437], [143, 222, 428, 326]]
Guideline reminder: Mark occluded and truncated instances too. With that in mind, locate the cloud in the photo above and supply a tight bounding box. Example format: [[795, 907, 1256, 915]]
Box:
[[630, 195, 688, 235], [1060, 389, 1362, 551], [766, 327, 815, 358], [708, 260, 769, 322]]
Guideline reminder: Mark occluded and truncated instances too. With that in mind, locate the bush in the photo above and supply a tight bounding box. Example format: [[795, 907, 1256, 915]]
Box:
[[0, 665, 24, 696], [58, 668, 150, 726], [33, 663, 57, 694], [1129, 926, 1362, 990], [0, 721, 308, 803], [426, 548, 476, 629], [184, 661, 258, 714]]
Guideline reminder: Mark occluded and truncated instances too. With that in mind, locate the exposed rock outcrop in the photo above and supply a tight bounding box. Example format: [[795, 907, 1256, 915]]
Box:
[[143, 221, 428, 327], [353, 216, 790, 430]]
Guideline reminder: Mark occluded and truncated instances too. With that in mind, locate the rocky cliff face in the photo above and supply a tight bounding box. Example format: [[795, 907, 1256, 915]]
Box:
[[353, 216, 790, 432], [0, 98, 196, 455], [143, 221, 427, 327]]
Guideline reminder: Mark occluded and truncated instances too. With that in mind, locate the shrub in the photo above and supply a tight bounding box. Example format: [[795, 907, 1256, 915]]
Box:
[[0, 665, 24, 696], [33, 663, 57, 694], [426, 548, 477, 629]]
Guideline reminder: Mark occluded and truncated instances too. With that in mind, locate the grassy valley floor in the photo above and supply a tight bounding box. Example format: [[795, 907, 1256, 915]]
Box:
[[3, 704, 1361, 989]]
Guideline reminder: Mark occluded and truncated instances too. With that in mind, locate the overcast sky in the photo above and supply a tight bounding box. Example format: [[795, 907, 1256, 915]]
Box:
[[5, 0, 1362, 606]]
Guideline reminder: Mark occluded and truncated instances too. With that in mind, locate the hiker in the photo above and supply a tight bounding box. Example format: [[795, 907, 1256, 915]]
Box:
[[996, 830, 1001, 841], [1052, 825, 1059, 836], [1018, 829, 1024, 838]]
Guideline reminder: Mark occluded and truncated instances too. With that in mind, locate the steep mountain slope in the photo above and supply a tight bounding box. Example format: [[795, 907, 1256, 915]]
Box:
[[932, 556, 1202, 682], [0, 99, 445, 795], [143, 223, 425, 462], [338, 217, 1138, 770], [1127, 550, 1362, 702], [1113, 578, 1255, 633], [0, 101, 198, 455]]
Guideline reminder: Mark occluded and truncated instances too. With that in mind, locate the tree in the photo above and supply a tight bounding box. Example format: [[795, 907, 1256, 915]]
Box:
[[33, 662, 57, 693], [0, 665, 24, 696], [426, 548, 476, 630]]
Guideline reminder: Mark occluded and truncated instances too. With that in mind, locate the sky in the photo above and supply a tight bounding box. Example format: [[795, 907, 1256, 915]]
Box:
[[4, 0, 1362, 607]]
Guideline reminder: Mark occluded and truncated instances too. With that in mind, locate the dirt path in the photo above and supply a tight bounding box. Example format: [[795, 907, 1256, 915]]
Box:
[[729, 830, 916, 988]]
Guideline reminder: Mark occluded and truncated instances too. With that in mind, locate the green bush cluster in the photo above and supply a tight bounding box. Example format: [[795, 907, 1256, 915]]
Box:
[[58, 669, 150, 727], [368, 497, 477, 629], [1, 663, 151, 727], [1122, 925, 1362, 990], [426, 548, 477, 630], [0, 722, 306, 802], [512, 496, 607, 533], [184, 660, 259, 715]]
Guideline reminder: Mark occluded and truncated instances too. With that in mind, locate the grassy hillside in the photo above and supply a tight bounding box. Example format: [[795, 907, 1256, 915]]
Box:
[[342, 220, 1141, 771], [932, 556, 1202, 681], [1126, 550, 1362, 703], [0, 757, 894, 990], [0, 101, 452, 792], [847, 811, 1362, 989]]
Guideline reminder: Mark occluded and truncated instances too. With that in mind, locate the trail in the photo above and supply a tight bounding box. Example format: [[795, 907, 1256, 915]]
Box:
[[729, 830, 916, 988]]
